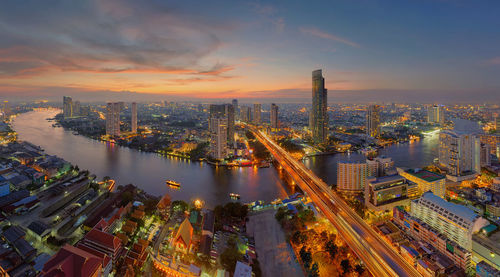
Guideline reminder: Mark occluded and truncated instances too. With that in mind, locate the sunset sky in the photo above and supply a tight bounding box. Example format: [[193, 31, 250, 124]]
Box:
[[1, 0, 500, 102]]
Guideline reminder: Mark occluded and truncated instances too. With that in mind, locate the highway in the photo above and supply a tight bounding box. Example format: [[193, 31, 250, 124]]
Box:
[[248, 126, 421, 277]]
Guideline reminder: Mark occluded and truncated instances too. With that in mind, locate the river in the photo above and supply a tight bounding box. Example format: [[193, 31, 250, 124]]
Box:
[[12, 110, 439, 206]]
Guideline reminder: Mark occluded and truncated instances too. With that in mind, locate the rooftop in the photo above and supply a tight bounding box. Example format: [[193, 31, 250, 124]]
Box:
[[419, 191, 478, 223], [405, 169, 445, 182]]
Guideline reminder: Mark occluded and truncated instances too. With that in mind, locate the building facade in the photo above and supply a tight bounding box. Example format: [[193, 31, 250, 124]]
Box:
[[410, 192, 489, 250], [427, 104, 445, 125], [310, 69, 328, 144], [63, 96, 73, 118], [209, 117, 228, 160], [240, 106, 251, 123], [439, 130, 476, 176], [366, 104, 381, 137], [397, 168, 446, 199], [106, 102, 122, 137], [131, 102, 137, 134], [365, 175, 410, 211], [337, 162, 369, 192], [270, 103, 279, 130], [253, 103, 261, 124]]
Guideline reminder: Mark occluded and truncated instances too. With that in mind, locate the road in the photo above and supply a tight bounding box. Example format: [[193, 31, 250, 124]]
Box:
[[248, 126, 421, 277]]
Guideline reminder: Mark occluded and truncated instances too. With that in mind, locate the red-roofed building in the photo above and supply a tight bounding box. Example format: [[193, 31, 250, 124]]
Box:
[[77, 228, 124, 263], [41, 244, 102, 277], [172, 218, 193, 253]]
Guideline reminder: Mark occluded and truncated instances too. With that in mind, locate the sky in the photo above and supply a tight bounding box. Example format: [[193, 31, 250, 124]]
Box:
[[0, 0, 500, 103]]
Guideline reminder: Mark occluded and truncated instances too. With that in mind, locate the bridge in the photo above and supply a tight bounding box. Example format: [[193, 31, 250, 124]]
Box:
[[248, 126, 421, 277]]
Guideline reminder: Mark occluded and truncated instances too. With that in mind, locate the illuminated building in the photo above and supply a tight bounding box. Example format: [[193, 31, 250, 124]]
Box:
[[131, 102, 137, 134], [106, 102, 122, 137], [173, 218, 193, 253], [310, 69, 328, 143], [253, 103, 261, 124], [479, 134, 500, 155], [365, 175, 410, 211], [397, 168, 446, 199], [63, 96, 73, 118], [337, 162, 369, 192], [427, 104, 445, 125], [209, 104, 234, 144], [439, 130, 476, 176], [73, 100, 81, 116], [366, 104, 381, 137], [473, 230, 500, 271], [410, 191, 489, 250], [232, 99, 238, 120], [209, 117, 228, 160], [270, 103, 279, 130], [367, 156, 395, 177], [42, 244, 104, 277], [240, 106, 251, 123]]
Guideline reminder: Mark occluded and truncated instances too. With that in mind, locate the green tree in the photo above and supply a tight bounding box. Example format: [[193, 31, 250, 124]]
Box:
[[354, 264, 365, 275], [220, 246, 243, 272], [340, 259, 351, 274], [300, 246, 312, 269], [309, 262, 319, 277], [325, 240, 337, 259]]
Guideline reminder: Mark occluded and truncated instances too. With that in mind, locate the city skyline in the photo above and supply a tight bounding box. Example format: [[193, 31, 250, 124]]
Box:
[[0, 1, 500, 103]]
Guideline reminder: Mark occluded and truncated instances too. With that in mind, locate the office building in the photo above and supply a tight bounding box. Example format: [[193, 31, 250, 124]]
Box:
[[495, 116, 499, 131], [232, 99, 238, 120], [474, 139, 491, 171], [73, 100, 81, 117], [240, 106, 251, 123], [131, 102, 137, 134], [337, 162, 369, 192], [106, 102, 122, 137], [410, 191, 489, 250], [367, 156, 395, 177], [479, 134, 500, 155], [63, 96, 73, 118], [365, 175, 410, 211], [397, 168, 446, 198], [209, 117, 228, 160], [209, 104, 234, 144], [427, 104, 445, 125], [253, 103, 261, 124], [439, 130, 476, 176], [310, 69, 328, 143], [2, 101, 11, 118], [270, 103, 279, 130], [366, 104, 381, 137]]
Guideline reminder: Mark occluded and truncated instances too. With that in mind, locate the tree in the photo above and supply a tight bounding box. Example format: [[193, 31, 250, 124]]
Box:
[[340, 259, 351, 274], [354, 264, 365, 275], [220, 246, 243, 272], [325, 240, 337, 259], [251, 259, 262, 277], [299, 246, 312, 269], [291, 231, 307, 245], [309, 262, 319, 277]]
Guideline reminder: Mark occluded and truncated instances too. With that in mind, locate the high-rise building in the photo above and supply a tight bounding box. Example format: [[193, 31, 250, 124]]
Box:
[[232, 99, 238, 120], [73, 100, 81, 117], [495, 116, 500, 132], [2, 101, 11, 118], [366, 156, 395, 177], [253, 103, 261, 124], [397, 168, 446, 198], [337, 162, 369, 192], [240, 106, 251, 123], [131, 102, 137, 134], [427, 104, 445, 125], [411, 192, 489, 250], [366, 104, 381, 137], [439, 130, 476, 176], [479, 134, 500, 154], [106, 102, 122, 137], [209, 104, 234, 144], [209, 117, 228, 160], [365, 175, 410, 211], [270, 103, 279, 130], [310, 69, 328, 143], [63, 96, 73, 118]]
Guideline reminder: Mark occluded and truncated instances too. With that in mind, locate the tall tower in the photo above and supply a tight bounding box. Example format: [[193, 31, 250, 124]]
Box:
[[366, 104, 381, 137], [63, 96, 73, 118], [2, 101, 11, 118], [232, 99, 238, 120], [106, 102, 122, 137], [209, 117, 228, 160], [131, 102, 137, 134], [270, 103, 279, 130], [73, 101, 81, 117], [209, 104, 234, 144], [253, 103, 261, 124], [427, 104, 445, 125], [311, 69, 328, 143]]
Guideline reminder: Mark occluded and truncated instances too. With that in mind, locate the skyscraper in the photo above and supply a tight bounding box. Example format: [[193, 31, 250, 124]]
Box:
[[253, 103, 261, 124], [2, 101, 11, 118], [73, 100, 81, 117], [366, 104, 381, 137], [439, 130, 476, 176], [337, 162, 369, 192], [232, 99, 238, 120], [106, 102, 122, 137], [131, 102, 137, 134], [63, 96, 73, 118], [240, 106, 251, 123], [270, 103, 279, 130], [209, 104, 234, 144], [310, 69, 328, 143], [209, 117, 228, 160], [428, 104, 445, 125]]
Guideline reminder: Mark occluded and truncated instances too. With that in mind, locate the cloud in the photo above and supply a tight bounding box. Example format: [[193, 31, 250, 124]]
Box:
[[485, 57, 500, 65], [0, 0, 235, 78], [299, 27, 360, 48]]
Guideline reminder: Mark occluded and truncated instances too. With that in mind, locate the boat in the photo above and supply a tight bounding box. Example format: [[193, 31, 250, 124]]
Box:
[[229, 193, 240, 200], [166, 180, 181, 189]]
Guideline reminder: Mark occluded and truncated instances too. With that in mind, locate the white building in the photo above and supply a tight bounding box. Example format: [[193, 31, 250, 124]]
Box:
[[427, 104, 445, 125], [410, 192, 489, 250], [439, 130, 476, 176], [337, 162, 369, 192], [397, 168, 446, 199]]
